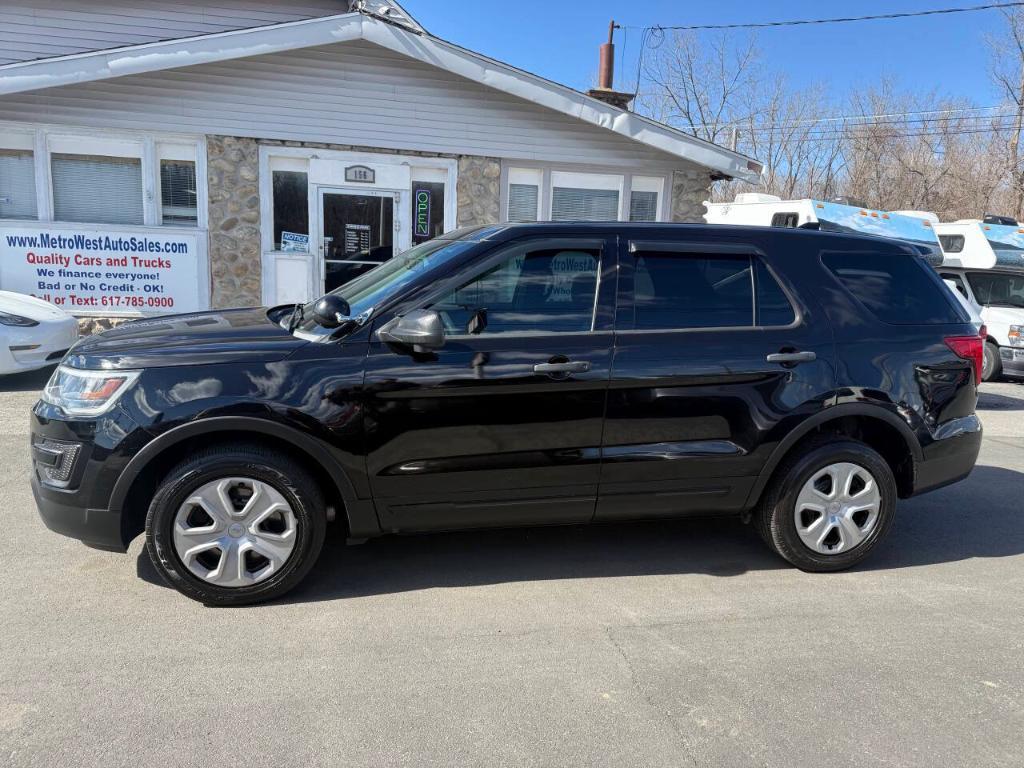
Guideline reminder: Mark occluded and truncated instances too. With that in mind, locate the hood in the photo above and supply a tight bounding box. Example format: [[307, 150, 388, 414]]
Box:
[[0, 290, 72, 321], [980, 305, 1024, 328], [65, 307, 307, 370]]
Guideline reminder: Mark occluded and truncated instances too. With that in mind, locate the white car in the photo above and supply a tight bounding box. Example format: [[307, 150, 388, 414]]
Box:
[[0, 291, 79, 375]]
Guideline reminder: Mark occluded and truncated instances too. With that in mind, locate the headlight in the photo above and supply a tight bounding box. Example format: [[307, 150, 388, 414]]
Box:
[[42, 366, 141, 416], [0, 311, 39, 327], [1010, 325, 1023, 347]]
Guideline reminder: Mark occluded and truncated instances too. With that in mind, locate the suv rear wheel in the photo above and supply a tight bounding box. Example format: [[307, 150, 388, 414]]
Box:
[[145, 445, 327, 606], [757, 439, 896, 571]]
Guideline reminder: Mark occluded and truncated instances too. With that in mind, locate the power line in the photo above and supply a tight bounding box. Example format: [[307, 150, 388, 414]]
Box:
[[629, 2, 1024, 32], [652, 105, 1017, 133]]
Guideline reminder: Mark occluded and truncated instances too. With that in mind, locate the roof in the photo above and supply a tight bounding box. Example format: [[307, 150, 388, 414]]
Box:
[[0, 11, 762, 182]]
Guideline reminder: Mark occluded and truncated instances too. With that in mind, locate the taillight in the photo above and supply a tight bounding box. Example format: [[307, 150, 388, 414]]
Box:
[[944, 335, 984, 385]]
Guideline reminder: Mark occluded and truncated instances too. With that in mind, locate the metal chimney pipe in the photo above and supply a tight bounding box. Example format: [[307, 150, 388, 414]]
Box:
[[599, 20, 617, 90]]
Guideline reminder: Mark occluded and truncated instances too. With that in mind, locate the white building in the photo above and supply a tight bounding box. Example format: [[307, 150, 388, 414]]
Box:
[[0, 1, 761, 329]]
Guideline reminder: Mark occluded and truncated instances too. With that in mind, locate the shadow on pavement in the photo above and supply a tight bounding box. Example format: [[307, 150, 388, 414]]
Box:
[[977, 390, 1024, 411], [0, 366, 54, 394], [136, 465, 1024, 604]]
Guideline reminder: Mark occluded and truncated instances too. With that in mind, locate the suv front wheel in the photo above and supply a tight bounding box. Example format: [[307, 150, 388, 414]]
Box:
[[757, 439, 897, 571], [145, 445, 327, 606]]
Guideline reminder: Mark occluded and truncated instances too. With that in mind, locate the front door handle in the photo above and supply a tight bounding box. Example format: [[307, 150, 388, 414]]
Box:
[[534, 361, 591, 374], [766, 351, 817, 365]]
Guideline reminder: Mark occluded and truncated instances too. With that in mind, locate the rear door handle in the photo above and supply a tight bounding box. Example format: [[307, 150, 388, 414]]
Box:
[[766, 351, 817, 365], [534, 361, 591, 374]]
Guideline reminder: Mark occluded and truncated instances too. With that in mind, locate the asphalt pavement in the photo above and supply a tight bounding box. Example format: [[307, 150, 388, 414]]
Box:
[[1, 367, 1022, 767]]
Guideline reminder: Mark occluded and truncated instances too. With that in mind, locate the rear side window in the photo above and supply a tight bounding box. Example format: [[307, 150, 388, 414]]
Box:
[[623, 251, 795, 330], [755, 260, 796, 326], [938, 234, 965, 253], [771, 212, 799, 228], [822, 251, 964, 324]]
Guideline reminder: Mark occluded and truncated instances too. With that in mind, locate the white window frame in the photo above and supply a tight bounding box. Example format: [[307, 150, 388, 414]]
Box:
[[506, 167, 543, 222], [629, 175, 665, 222], [0, 129, 40, 221], [157, 142, 205, 228], [0, 121, 206, 230], [501, 162, 670, 223]]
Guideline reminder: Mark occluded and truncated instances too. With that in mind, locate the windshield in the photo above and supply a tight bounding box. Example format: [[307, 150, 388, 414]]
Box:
[[293, 238, 478, 334], [966, 271, 1024, 309]]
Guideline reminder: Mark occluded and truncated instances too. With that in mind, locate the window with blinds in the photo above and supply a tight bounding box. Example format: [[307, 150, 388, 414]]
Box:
[[160, 160, 198, 225], [629, 190, 659, 222], [507, 183, 539, 222], [551, 187, 619, 221], [51, 153, 144, 225], [0, 149, 38, 220]]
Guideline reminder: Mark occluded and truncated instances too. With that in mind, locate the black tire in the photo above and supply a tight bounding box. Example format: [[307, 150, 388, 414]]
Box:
[[756, 438, 897, 572], [145, 444, 327, 606], [982, 341, 1002, 382]]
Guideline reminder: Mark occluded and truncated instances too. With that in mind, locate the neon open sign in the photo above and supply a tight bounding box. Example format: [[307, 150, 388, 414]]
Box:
[[414, 189, 431, 238]]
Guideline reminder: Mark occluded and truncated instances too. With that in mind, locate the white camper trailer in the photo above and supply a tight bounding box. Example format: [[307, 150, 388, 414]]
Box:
[[935, 218, 1024, 380], [704, 194, 943, 262]]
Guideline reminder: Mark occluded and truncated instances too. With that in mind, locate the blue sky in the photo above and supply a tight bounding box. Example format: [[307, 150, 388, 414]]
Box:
[[401, 1, 1007, 107]]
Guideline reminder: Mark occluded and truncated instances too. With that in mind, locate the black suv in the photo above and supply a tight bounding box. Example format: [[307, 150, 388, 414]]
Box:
[[31, 224, 983, 605]]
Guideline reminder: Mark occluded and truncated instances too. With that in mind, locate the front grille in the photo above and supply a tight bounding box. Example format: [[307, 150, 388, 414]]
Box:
[[46, 348, 69, 362], [35, 439, 82, 484]]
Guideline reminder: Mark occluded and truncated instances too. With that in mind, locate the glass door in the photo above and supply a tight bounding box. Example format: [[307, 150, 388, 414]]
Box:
[[319, 188, 397, 293]]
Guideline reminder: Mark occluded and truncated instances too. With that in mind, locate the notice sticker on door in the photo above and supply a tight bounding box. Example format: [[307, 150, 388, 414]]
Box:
[[280, 231, 309, 253], [344, 223, 371, 254]]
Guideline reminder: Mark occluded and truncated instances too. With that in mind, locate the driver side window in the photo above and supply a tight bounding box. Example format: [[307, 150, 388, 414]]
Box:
[[430, 244, 601, 335]]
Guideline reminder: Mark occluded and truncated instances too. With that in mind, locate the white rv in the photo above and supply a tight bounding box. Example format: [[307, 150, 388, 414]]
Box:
[[704, 193, 943, 261], [934, 218, 1024, 380]]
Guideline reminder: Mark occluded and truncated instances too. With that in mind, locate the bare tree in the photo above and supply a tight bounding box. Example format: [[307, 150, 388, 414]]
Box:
[[988, 8, 1024, 218], [633, 20, 1024, 221]]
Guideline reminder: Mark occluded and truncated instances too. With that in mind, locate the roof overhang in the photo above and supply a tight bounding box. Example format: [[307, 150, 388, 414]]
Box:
[[0, 12, 763, 183]]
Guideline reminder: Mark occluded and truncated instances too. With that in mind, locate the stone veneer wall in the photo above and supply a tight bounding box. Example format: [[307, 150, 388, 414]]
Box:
[[456, 156, 501, 227], [207, 136, 262, 308], [671, 168, 715, 223]]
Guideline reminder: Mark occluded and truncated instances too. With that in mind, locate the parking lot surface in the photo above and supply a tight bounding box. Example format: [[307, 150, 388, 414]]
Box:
[[1, 368, 1022, 768]]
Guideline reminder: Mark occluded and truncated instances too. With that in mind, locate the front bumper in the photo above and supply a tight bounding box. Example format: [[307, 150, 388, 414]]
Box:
[[911, 414, 983, 496], [31, 473, 125, 552], [0, 318, 78, 375], [29, 402, 148, 553], [999, 346, 1024, 377]]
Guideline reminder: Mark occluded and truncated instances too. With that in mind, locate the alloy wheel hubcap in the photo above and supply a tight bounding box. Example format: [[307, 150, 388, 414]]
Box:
[[793, 462, 881, 555], [172, 477, 298, 587]]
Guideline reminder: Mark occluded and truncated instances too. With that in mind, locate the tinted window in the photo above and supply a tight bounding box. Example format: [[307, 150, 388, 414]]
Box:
[[966, 271, 1024, 309], [938, 234, 965, 254], [627, 253, 753, 329], [822, 252, 964, 324], [771, 212, 799, 228], [755, 260, 796, 326], [431, 245, 600, 334]]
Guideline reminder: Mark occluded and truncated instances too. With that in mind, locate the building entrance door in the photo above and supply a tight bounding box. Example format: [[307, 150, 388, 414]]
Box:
[[318, 188, 399, 293]]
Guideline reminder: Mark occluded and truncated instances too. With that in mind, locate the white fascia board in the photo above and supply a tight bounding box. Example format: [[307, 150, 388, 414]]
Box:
[[0, 13, 363, 96], [0, 13, 762, 182]]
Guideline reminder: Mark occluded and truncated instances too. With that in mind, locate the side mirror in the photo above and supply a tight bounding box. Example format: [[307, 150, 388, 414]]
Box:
[[313, 295, 352, 329], [377, 309, 446, 352]]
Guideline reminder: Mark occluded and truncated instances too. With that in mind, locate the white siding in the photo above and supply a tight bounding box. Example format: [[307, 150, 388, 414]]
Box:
[[0, 0, 350, 66], [0, 40, 692, 169]]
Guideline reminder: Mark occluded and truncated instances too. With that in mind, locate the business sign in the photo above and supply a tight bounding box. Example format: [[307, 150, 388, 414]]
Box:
[[1, 226, 205, 316], [414, 188, 431, 238], [344, 165, 375, 184]]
